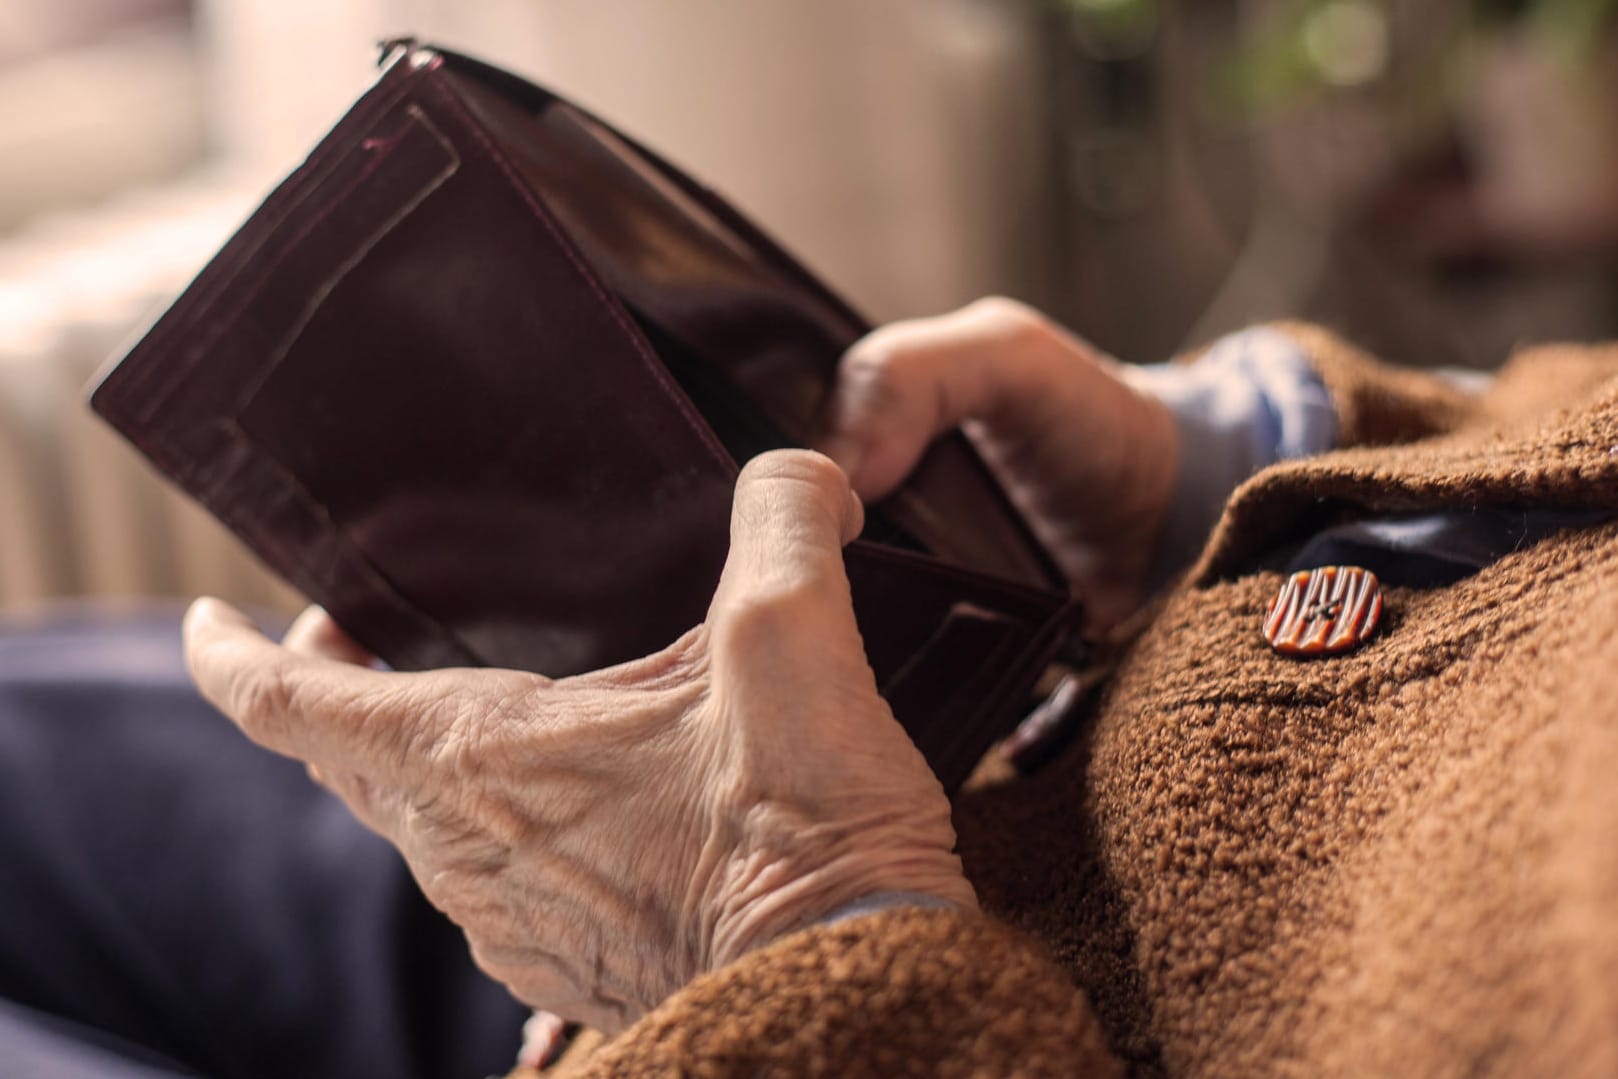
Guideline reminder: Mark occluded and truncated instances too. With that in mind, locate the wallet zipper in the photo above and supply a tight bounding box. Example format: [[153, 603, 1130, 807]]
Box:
[[376, 35, 431, 73]]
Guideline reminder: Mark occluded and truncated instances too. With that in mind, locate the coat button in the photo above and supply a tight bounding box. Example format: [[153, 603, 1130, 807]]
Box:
[[1263, 565, 1383, 656]]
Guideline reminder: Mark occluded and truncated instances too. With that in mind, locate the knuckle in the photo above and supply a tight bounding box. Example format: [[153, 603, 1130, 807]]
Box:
[[739, 449, 848, 509], [962, 294, 1046, 341], [848, 324, 925, 375], [836, 352, 908, 425], [842, 324, 936, 393], [716, 582, 823, 653], [840, 333, 900, 378]]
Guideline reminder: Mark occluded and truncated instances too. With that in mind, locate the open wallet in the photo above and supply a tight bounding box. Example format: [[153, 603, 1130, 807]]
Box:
[[89, 39, 1081, 793]]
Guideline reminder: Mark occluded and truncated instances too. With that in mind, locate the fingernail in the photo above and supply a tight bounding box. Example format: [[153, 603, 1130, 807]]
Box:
[[817, 434, 865, 483], [187, 597, 251, 630], [284, 604, 327, 637], [844, 486, 865, 544]]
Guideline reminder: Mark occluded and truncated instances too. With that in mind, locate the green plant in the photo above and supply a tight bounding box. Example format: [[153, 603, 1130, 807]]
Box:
[[1055, 0, 1618, 115]]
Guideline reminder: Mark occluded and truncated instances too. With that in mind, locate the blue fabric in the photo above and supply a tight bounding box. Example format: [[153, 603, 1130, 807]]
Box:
[[0, 604, 526, 1079], [816, 892, 961, 930], [1126, 328, 1338, 587], [0, 999, 193, 1079], [1273, 507, 1618, 586], [1125, 330, 1614, 586]]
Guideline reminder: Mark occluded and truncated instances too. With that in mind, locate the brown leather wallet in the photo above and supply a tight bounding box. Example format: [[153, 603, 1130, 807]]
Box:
[[90, 40, 1079, 792]]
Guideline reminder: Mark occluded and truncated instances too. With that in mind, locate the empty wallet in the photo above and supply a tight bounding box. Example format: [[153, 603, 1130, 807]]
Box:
[[90, 39, 1080, 792]]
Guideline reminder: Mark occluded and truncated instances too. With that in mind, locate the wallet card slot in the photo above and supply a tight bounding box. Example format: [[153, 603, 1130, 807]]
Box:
[[878, 603, 1033, 792], [233, 107, 462, 413], [845, 538, 1077, 790]]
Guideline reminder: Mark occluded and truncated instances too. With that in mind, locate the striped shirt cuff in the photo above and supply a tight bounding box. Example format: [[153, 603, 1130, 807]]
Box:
[[1124, 327, 1338, 590]]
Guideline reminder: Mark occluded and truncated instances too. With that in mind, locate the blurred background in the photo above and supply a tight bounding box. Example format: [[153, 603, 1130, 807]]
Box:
[[2, 0, 1617, 609]]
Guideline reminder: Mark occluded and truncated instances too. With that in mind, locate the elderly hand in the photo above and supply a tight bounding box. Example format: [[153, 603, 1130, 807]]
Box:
[[183, 450, 974, 1034], [821, 297, 1178, 632]]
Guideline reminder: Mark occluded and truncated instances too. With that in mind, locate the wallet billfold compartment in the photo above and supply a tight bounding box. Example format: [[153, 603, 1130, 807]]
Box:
[[90, 40, 1080, 792]]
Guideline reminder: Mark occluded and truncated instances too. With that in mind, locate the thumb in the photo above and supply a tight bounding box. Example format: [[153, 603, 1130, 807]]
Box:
[[708, 450, 866, 666], [817, 298, 1049, 499]]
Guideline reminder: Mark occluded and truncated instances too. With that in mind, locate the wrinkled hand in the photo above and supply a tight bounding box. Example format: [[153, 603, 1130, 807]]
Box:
[[821, 297, 1178, 632], [184, 451, 974, 1034]]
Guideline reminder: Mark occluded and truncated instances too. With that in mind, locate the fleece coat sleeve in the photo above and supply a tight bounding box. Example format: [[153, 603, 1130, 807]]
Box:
[[578, 908, 1123, 1078]]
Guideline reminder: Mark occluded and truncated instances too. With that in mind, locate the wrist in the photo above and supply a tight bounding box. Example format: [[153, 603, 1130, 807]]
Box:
[[704, 820, 976, 972]]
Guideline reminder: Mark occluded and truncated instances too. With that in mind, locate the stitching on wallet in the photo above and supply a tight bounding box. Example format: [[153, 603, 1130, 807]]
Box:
[[234, 105, 460, 408], [423, 72, 738, 476], [128, 68, 428, 418]]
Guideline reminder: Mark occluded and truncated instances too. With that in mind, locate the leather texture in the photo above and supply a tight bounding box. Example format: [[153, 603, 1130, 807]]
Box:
[[89, 42, 1078, 792]]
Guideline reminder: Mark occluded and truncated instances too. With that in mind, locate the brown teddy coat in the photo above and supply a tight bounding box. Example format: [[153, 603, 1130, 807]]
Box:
[[573, 328, 1618, 1077]]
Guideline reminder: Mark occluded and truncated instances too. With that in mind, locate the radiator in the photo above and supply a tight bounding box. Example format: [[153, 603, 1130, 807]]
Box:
[[0, 174, 299, 613]]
